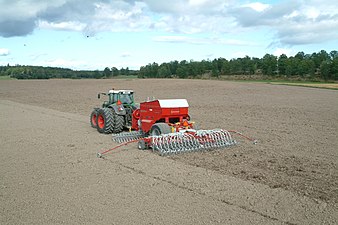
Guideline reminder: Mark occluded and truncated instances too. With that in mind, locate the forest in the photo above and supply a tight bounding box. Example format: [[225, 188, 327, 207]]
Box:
[[139, 50, 338, 81], [0, 65, 137, 79], [0, 50, 337, 81]]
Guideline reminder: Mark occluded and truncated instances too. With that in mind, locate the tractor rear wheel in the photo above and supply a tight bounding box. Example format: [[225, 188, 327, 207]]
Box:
[[112, 113, 124, 133], [90, 109, 98, 128], [96, 108, 114, 134], [150, 123, 171, 136]]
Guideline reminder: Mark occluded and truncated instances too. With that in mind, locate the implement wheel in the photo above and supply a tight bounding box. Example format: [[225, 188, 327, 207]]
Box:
[[90, 109, 98, 128], [96, 108, 114, 134], [150, 123, 171, 136], [138, 139, 147, 150]]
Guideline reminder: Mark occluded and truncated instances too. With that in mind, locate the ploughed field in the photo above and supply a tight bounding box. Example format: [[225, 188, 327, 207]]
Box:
[[1, 79, 337, 216]]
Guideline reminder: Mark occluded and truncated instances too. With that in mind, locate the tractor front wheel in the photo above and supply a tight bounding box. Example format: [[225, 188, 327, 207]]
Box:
[[96, 108, 114, 134], [90, 109, 98, 128]]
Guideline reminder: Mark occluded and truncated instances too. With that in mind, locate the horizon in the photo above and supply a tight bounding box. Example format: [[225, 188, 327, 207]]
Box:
[[2, 48, 337, 72]]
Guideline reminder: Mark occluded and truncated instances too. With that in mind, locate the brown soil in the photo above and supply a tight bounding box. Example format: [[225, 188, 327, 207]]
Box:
[[271, 82, 338, 89], [1, 79, 337, 224]]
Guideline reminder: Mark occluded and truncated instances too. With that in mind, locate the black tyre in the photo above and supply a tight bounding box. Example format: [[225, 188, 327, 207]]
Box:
[[96, 108, 114, 134], [138, 139, 147, 150], [150, 123, 171, 136], [112, 112, 124, 133], [90, 109, 98, 128]]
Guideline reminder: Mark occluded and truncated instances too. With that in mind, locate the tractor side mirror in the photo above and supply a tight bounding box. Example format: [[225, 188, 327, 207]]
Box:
[[98, 93, 107, 99]]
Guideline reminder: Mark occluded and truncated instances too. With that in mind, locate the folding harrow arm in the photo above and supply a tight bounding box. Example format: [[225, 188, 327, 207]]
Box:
[[97, 129, 257, 158]]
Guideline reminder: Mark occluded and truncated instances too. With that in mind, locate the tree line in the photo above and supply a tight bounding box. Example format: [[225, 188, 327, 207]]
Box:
[[1, 50, 337, 80], [0, 65, 137, 79], [139, 50, 338, 80]]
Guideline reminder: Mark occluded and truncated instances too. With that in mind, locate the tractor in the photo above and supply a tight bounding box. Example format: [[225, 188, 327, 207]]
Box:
[[90, 89, 138, 134]]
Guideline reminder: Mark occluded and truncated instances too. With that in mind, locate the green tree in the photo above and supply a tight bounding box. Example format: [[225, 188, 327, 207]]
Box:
[[111, 67, 119, 77], [301, 58, 315, 77], [278, 54, 288, 75], [103, 67, 111, 78], [295, 51, 305, 60], [262, 54, 277, 76], [320, 61, 331, 80], [211, 59, 220, 77], [331, 57, 338, 80], [138, 66, 146, 78], [158, 63, 171, 78], [221, 58, 230, 75], [311, 50, 330, 68], [95, 70, 103, 79], [177, 61, 188, 78], [169, 60, 179, 75], [150, 63, 159, 77], [329, 50, 338, 59]]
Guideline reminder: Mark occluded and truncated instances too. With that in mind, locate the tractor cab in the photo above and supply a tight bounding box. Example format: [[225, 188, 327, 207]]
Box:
[[99, 90, 135, 108], [108, 90, 135, 106]]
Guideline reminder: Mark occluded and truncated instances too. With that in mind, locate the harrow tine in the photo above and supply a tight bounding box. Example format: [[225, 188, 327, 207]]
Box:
[[112, 131, 144, 143], [150, 129, 237, 156]]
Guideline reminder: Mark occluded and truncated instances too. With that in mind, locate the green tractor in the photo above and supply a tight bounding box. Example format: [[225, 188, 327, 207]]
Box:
[[90, 89, 138, 134]]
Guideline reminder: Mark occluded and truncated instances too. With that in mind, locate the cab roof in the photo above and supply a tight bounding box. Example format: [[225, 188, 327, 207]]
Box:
[[108, 90, 134, 94]]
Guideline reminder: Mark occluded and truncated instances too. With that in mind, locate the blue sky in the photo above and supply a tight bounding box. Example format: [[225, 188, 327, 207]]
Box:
[[0, 0, 337, 70]]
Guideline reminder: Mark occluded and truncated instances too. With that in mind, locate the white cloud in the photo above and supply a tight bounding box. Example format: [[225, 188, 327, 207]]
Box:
[[217, 39, 258, 46], [188, 0, 208, 7], [283, 10, 300, 19], [38, 21, 86, 31], [144, 0, 187, 14], [242, 2, 270, 12], [0, 48, 10, 56], [0, 0, 337, 46], [303, 7, 320, 20], [153, 36, 205, 44], [0, 0, 64, 22], [153, 35, 258, 46], [231, 0, 338, 45]]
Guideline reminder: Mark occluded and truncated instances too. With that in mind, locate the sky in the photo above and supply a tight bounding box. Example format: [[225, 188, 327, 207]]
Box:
[[0, 0, 337, 70]]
